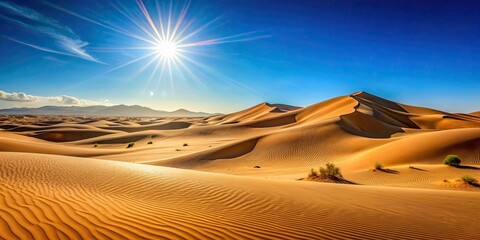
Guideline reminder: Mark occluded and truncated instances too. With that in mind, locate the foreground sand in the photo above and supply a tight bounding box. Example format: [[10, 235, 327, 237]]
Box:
[[1, 152, 479, 239], [1, 92, 480, 239]]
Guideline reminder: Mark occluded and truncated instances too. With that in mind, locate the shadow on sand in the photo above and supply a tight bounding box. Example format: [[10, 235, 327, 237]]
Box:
[[455, 165, 480, 170], [409, 166, 427, 171], [303, 177, 360, 185], [378, 168, 399, 174], [331, 178, 360, 185], [470, 183, 480, 187]]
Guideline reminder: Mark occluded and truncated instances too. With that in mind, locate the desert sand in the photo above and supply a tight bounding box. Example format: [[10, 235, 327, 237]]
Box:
[[1, 91, 480, 239]]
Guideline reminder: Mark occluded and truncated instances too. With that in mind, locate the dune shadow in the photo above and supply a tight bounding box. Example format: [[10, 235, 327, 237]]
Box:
[[455, 165, 480, 170], [409, 166, 427, 171], [378, 168, 399, 174], [337, 92, 422, 139]]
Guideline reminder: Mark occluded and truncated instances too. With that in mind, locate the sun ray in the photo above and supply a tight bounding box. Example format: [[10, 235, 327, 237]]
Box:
[[145, 57, 163, 86], [174, 16, 222, 44], [166, 1, 173, 42], [173, 54, 206, 88], [170, 1, 191, 42], [177, 31, 270, 47], [155, 58, 168, 90], [45, 2, 158, 46], [135, 54, 160, 77], [136, 0, 163, 42], [45, 0, 267, 94], [114, 3, 159, 44], [170, 56, 188, 86], [103, 51, 157, 75], [155, 1, 167, 41], [88, 46, 156, 52]]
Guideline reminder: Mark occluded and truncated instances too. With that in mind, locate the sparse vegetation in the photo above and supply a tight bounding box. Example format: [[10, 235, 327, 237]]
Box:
[[374, 162, 383, 170], [308, 162, 343, 181], [319, 162, 343, 180], [443, 154, 461, 166], [127, 142, 135, 148], [175, 148, 181, 151], [147, 141, 153, 144], [183, 143, 188, 147], [94, 144, 98, 148], [461, 175, 478, 185], [308, 168, 318, 178]]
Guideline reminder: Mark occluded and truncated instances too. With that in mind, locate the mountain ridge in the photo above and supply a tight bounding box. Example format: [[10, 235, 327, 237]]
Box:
[[0, 104, 214, 117]]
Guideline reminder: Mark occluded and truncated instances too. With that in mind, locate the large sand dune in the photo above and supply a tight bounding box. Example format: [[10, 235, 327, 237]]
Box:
[[1, 153, 479, 239], [1, 92, 480, 239]]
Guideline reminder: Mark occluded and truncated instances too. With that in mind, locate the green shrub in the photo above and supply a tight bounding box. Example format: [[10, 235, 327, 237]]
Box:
[[443, 155, 461, 166], [147, 141, 153, 145], [127, 142, 135, 148], [308, 168, 318, 178], [374, 162, 383, 170], [461, 175, 478, 185], [319, 162, 343, 180]]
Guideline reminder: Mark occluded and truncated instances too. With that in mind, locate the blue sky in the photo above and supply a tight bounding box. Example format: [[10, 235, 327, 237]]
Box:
[[1, 0, 480, 113]]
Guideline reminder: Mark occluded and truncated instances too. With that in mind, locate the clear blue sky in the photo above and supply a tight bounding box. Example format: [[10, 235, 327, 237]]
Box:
[[1, 0, 479, 113]]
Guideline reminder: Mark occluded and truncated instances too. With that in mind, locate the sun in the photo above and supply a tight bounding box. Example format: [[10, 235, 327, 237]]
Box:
[[154, 41, 178, 58], [52, 0, 267, 90]]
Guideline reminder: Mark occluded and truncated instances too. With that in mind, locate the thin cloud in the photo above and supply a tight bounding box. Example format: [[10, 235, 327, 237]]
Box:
[[43, 56, 68, 64], [47, 95, 109, 106], [0, 1, 101, 63]]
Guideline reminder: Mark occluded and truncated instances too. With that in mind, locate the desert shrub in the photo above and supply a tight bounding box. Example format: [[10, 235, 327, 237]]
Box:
[[443, 155, 461, 166], [127, 142, 135, 148], [147, 141, 153, 145], [461, 175, 478, 185], [374, 162, 383, 170], [94, 144, 98, 148], [319, 162, 343, 180], [308, 168, 318, 178], [175, 148, 181, 151], [183, 143, 188, 147]]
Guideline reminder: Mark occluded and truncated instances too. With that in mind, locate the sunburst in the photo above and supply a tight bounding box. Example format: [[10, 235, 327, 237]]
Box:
[[47, 0, 267, 93]]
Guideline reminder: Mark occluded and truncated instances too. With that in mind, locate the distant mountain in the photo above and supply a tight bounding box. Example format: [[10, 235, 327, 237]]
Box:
[[0, 105, 214, 117]]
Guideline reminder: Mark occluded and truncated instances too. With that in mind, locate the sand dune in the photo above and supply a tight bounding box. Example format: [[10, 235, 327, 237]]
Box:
[[1, 92, 480, 239], [1, 153, 479, 239], [206, 102, 299, 125], [1, 92, 479, 185]]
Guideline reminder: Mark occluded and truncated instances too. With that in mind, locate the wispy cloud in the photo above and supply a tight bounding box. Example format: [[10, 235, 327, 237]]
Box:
[[0, 1, 101, 63], [0, 90, 110, 106]]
